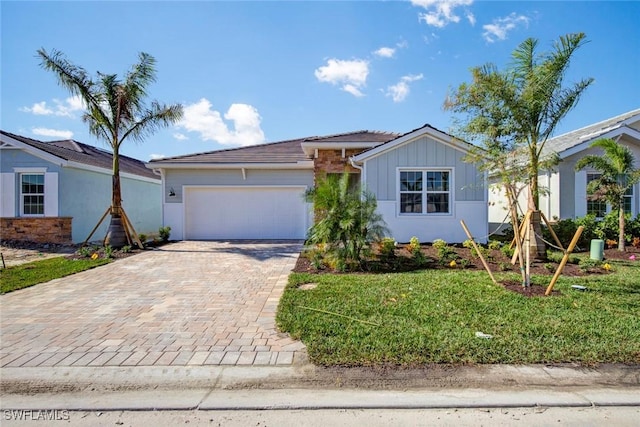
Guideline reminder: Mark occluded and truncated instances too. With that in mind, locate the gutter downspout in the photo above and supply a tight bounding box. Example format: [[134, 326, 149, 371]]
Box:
[[349, 156, 365, 196]]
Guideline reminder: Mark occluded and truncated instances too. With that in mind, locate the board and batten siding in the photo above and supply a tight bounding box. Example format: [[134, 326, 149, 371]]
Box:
[[361, 135, 487, 243], [363, 136, 485, 202]]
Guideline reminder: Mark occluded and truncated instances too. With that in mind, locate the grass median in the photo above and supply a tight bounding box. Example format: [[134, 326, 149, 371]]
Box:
[[1, 257, 111, 294], [277, 260, 640, 366]]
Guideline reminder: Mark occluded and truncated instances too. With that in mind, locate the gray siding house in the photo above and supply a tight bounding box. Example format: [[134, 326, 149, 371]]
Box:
[[148, 124, 488, 243], [1, 131, 161, 244], [489, 109, 640, 231]]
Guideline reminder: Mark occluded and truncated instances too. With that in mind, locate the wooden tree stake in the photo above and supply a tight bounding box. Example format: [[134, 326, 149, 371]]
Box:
[[460, 220, 498, 285], [545, 226, 584, 296]]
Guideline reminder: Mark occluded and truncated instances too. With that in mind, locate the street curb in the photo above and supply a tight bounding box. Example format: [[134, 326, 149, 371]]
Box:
[[1, 388, 639, 411]]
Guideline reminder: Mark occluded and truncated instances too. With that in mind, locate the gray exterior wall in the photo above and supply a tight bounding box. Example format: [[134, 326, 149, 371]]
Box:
[[1, 148, 161, 243], [59, 168, 161, 243], [363, 135, 485, 201], [163, 168, 314, 203]]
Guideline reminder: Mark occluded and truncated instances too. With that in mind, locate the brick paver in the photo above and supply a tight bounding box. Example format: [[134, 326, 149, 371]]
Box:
[[0, 241, 307, 367]]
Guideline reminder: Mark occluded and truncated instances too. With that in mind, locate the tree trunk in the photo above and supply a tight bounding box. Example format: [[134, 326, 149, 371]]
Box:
[[527, 177, 547, 260], [618, 204, 626, 251], [105, 144, 127, 248]]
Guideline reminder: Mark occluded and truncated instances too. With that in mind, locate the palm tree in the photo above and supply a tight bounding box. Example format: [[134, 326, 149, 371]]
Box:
[[305, 173, 388, 269], [575, 138, 640, 251], [445, 33, 593, 259], [38, 48, 183, 247]]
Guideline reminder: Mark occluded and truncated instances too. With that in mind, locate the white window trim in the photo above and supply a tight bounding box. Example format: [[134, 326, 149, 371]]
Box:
[[583, 170, 636, 218], [19, 172, 45, 217], [397, 168, 454, 217]]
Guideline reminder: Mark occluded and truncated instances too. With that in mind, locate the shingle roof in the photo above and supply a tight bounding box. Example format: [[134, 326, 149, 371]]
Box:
[[149, 131, 399, 164], [544, 108, 640, 154], [1, 130, 158, 180]]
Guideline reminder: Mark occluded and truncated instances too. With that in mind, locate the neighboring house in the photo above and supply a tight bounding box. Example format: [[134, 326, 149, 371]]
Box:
[[488, 109, 640, 232], [148, 124, 488, 243], [1, 131, 161, 244]]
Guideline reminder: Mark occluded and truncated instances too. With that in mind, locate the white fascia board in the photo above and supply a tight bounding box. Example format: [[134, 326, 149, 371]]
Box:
[[352, 126, 471, 164], [300, 142, 382, 156], [560, 126, 640, 159], [146, 161, 314, 170], [0, 134, 68, 166], [66, 161, 160, 184]]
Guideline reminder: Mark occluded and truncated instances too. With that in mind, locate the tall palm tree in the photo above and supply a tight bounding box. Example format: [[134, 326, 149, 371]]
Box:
[[445, 33, 593, 259], [575, 138, 640, 251], [38, 48, 183, 247]]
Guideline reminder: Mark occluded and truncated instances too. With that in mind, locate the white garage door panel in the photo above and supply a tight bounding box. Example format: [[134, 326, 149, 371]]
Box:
[[185, 187, 307, 239]]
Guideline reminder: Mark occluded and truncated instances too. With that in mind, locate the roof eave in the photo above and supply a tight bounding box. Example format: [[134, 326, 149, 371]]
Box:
[[300, 141, 385, 156], [146, 161, 314, 170], [559, 126, 640, 159]]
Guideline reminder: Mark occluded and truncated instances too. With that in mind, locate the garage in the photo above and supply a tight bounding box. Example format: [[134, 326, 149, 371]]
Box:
[[184, 186, 308, 240]]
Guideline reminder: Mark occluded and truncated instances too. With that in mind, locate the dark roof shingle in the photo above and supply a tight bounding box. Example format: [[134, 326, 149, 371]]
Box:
[[150, 131, 399, 164], [1, 130, 157, 180]]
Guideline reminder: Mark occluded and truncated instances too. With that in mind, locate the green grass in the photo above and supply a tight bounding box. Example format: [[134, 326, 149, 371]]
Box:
[[277, 260, 640, 366], [1, 257, 111, 294]]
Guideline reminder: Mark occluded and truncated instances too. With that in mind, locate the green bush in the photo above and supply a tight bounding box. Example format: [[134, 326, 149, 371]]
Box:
[[158, 226, 171, 242], [379, 237, 397, 259]]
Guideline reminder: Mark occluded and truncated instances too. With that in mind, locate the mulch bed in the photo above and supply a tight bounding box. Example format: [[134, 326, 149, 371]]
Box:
[[293, 243, 640, 298]]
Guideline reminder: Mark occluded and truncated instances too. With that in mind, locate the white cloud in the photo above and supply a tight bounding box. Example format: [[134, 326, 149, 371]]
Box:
[[149, 153, 166, 160], [173, 133, 188, 141], [482, 13, 529, 43], [20, 96, 85, 118], [385, 74, 424, 103], [466, 11, 476, 26], [411, 0, 474, 28], [177, 98, 265, 147], [20, 101, 53, 115], [32, 128, 73, 139], [314, 58, 369, 97], [373, 47, 396, 58]]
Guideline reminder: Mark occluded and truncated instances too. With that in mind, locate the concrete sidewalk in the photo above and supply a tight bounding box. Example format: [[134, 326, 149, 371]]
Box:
[[1, 364, 639, 411]]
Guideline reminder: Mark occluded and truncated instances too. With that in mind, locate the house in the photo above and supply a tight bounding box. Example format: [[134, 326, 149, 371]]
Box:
[[0, 130, 162, 244], [148, 124, 488, 243], [488, 109, 640, 232]]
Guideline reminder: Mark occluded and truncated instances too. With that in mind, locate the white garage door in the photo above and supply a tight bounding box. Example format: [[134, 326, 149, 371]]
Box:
[[184, 186, 308, 240]]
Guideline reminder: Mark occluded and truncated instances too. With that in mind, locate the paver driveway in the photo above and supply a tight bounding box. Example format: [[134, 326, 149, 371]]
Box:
[[0, 241, 306, 367]]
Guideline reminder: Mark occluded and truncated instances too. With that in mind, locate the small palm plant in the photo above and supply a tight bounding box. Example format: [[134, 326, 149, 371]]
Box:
[[305, 173, 388, 269], [575, 138, 640, 251]]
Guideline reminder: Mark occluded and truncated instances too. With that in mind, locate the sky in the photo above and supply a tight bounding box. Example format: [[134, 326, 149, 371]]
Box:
[[2, 1, 639, 162]]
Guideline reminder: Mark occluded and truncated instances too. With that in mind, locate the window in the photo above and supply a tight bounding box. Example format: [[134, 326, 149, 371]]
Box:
[[21, 174, 45, 215], [624, 181, 633, 214], [400, 170, 450, 214], [586, 173, 607, 217]]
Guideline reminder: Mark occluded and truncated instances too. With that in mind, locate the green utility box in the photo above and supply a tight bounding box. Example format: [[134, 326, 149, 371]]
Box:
[[590, 239, 604, 261]]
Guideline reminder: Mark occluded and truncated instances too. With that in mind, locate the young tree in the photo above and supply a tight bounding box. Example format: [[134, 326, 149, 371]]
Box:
[[445, 33, 593, 259], [305, 173, 388, 269], [38, 48, 183, 247], [575, 138, 640, 251]]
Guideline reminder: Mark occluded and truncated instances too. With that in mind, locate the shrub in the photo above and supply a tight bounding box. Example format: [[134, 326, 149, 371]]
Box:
[[305, 173, 389, 270], [121, 245, 132, 253], [407, 236, 421, 254], [158, 226, 171, 242], [104, 245, 114, 259], [488, 240, 502, 251], [138, 233, 147, 245], [579, 258, 602, 272], [500, 244, 514, 259], [379, 237, 397, 259], [432, 239, 457, 264], [77, 246, 92, 258]]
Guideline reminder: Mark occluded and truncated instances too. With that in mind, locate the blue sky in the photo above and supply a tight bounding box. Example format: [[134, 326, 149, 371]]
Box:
[[2, 1, 639, 161]]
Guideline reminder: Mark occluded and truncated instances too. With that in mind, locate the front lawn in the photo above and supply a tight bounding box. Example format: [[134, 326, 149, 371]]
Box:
[[1, 257, 111, 294], [277, 260, 640, 366]]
